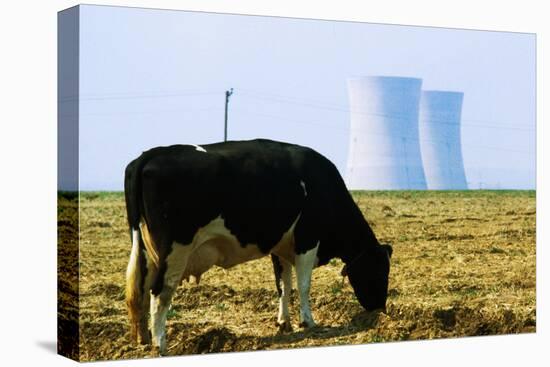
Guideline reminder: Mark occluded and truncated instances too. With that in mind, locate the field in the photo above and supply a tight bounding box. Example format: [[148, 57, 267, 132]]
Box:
[[58, 190, 536, 361]]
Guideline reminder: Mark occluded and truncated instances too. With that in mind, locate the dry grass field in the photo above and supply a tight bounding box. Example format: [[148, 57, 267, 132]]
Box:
[[58, 190, 536, 361]]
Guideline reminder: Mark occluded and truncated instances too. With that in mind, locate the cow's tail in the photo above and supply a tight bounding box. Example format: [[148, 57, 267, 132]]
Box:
[[124, 158, 143, 232], [124, 158, 150, 344]]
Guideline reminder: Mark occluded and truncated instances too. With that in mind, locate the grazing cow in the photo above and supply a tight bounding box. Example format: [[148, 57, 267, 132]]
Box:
[[124, 139, 392, 355]]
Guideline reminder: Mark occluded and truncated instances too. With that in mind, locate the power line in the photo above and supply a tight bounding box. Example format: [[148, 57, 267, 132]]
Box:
[[233, 108, 534, 155], [235, 89, 535, 132], [59, 106, 224, 118], [58, 89, 220, 103]]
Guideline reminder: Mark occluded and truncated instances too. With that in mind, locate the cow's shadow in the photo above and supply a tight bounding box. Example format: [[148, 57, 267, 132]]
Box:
[[166, 311, 384, 355], [252, 310, 383, 346]]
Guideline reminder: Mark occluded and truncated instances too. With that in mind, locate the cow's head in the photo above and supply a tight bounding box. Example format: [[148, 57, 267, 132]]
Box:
[[345, 243, 392, 312]]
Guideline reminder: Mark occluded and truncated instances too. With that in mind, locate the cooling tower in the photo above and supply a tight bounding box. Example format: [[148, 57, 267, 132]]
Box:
[[346, 76, 427, 190], [419, 90, 468, 190]]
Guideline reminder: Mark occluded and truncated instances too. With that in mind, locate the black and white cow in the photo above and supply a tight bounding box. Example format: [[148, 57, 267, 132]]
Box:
[[124, 139, 392, 355]]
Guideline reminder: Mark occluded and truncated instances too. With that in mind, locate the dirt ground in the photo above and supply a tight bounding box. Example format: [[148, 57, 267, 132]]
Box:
[[58, 190, 536, 361]]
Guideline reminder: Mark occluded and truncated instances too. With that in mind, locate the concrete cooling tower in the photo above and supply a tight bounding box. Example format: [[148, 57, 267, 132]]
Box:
[[419, 90, 468, 190], [346, 76, 427, 190]]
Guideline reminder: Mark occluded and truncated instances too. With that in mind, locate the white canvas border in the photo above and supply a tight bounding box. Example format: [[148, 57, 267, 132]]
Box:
[[0, 1, 546, 366]]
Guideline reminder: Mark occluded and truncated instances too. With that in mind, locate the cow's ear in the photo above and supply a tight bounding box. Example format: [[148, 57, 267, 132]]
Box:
[[381, 244, 393, 258]]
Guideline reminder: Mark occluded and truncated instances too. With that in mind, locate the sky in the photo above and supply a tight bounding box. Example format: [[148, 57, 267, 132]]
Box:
[[61, 4, 536, 190]]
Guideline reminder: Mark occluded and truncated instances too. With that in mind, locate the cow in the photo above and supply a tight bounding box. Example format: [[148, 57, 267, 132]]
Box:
[[124, 139, 392, 355]]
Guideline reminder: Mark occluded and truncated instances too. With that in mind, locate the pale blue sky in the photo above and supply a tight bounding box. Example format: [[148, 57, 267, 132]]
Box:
[[70, 5, 535, 190]]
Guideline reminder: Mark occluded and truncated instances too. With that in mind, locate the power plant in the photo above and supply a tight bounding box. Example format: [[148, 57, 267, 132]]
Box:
[[345, 76, 428, 190], [419, 90, 468, 189], [345, 76, 468, 190]]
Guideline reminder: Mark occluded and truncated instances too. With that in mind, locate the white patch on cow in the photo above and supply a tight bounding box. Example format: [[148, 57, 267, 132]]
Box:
[[295, 242, 319, 328], [126, 229, 141, 285], [277, 258, 293, 331], [150, 243, 194, 354], [185, 216, 265, 274], [300, 180, 307, 196], [148, 213, 304, 352], [192, 144, 207, 153], [183, 214, 301, 280]]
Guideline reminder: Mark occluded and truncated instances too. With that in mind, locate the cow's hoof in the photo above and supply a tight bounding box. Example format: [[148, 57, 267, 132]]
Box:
[[138, 331, 151, 345], [151, 346, 166, 357], [299, 320, 316, 329], [277, 321, 293, 333]]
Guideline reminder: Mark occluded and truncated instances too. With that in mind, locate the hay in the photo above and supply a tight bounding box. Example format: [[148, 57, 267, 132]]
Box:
[[60, 191, 535, 361]]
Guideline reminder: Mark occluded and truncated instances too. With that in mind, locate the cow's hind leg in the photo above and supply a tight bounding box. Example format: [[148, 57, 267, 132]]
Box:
[[295, 243, 319, 328], [150, 242, 192, 356], [126, 228, 154, 344], [271, 255, 293, 332]]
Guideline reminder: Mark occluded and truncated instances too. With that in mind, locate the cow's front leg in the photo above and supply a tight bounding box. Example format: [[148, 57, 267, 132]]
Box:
[[150, 242, 191, 356], [272, 255, 293, 332], [295, 243, 319, 328]]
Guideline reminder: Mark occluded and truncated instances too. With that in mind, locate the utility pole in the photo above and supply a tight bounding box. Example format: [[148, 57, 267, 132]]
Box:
[[224, 88, 233, 142]]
